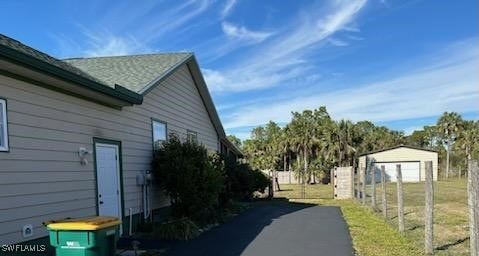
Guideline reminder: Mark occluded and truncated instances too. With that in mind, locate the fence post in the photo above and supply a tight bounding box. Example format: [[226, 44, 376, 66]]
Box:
[[381, 165, 387, 219], [332, 168, 336, 198], [349, 166, 356, 199], [397, 164, 405, 233], [371, 163, 376, 209], [468, 159, 479, 256], [361, 165, 366, 205], [425, 161, 434, 255], [355, 169, 359, 200]]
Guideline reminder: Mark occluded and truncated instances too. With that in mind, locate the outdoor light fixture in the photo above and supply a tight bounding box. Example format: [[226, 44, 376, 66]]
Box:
[[78, 147, 92, 165]]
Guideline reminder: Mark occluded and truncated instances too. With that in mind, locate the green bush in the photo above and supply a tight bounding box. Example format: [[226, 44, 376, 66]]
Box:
[[154, 218, 200, 240], [152, 137, 224, 221], [223, 155, 270, 201], [251, 169, 271, 193]]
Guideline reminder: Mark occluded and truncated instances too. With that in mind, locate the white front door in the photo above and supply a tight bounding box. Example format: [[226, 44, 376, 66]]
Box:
[[95, 143, 122, 218]]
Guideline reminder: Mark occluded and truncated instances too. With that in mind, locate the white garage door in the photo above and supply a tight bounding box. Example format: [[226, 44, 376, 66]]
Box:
[[374, 162, 420, 182]]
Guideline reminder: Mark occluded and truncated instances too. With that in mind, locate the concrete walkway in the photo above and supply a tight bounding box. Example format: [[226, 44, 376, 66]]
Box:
[[155, 201, 354, 256]]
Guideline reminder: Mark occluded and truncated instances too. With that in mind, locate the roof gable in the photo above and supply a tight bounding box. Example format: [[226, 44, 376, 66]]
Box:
[[64, 53, 192, 93], [359, 145, 438, 157]]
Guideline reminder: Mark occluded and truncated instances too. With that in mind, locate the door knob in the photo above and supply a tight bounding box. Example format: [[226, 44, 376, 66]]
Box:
[[99, 201, 104, 204]]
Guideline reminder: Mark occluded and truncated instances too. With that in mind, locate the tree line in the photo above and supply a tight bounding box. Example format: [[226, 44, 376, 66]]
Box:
[[227, 107, 479, 182]]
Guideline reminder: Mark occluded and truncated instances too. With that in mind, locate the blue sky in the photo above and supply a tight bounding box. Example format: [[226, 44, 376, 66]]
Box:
[[1, 0, 478, 140]]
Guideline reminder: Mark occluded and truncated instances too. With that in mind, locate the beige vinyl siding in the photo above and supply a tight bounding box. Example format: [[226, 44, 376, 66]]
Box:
[[358, 147, 438, 181], [0, 63, 219, 244]]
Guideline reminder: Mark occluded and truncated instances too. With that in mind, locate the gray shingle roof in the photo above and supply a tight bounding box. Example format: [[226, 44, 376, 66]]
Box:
[[64, 53, 192, 93], [0, 34, 108, 85]]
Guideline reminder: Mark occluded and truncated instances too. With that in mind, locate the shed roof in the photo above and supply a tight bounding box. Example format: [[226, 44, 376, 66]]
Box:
[[359, 145, 438, 157]]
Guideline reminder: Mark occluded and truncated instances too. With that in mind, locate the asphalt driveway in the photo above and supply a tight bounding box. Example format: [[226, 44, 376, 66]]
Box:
[[157, 201, 354, 256]]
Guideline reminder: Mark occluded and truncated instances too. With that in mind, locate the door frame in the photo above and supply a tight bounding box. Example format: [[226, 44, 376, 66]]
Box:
[[93, 138, 125, 219]]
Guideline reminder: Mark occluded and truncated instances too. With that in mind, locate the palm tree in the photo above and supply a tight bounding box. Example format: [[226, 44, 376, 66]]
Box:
[[423, 125, 438, 149], [289, 110, 319, 184], [437, 112, 463, 179], [354, 121, 376, 153], [337, 120, 357, 167], [457, 121, 479, 177]]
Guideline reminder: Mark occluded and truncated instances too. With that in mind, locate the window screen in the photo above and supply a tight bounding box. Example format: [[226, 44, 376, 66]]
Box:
[[152, 120, 167, 149]]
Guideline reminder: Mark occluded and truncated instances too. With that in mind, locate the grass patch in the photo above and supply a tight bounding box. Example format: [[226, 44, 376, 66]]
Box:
[[327, 200, 420, 256], [372, 179, 469, 256]]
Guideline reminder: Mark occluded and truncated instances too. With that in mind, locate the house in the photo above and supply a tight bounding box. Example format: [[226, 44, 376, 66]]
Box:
[[358, 145, 438, 182], [0, 33, 242, 246]]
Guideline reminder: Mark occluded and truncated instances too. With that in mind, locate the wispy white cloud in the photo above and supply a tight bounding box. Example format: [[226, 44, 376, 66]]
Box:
[[221, 0, 238, 18], [221, 22, 273, 42], [54, 29, 151, 58], [328, 37, 349, 46], [82, 31, 150, 57], [222, 40, 479, 129], [342, 25, 360, 32], [140, 0, 213, 43], [229, 131, 252, 141], [54, 0, 213, 57], [403, 126, 423, 136], [204, 0, 367, 92]]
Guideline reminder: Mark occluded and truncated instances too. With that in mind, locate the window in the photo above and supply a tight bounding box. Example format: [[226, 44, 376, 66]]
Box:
[[152, 120, 167, 149], [0, 98, 9, 152], [187, 130, 198, 143]]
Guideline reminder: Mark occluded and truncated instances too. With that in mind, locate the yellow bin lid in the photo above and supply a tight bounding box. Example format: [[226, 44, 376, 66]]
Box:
[[46, 216, 121, 231]]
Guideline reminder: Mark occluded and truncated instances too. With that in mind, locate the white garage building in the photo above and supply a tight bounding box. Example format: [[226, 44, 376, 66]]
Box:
[[358, 145, 438, 182]]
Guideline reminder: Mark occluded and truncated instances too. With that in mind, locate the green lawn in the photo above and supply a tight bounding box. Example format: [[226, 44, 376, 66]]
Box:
[[274, 180, 469, 256], [373, 179, 469, 256]]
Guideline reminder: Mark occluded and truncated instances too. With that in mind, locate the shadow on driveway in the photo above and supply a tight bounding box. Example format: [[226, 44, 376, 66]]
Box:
[[119, 200, 354, 256]]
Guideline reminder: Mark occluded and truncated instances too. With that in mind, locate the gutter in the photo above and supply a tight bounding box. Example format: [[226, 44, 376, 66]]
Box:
[[0, 45, 143, 105]]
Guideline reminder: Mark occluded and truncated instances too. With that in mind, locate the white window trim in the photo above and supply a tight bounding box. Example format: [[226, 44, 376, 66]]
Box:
[[187, 130, 198, 143], [0, 98, 9, 152]]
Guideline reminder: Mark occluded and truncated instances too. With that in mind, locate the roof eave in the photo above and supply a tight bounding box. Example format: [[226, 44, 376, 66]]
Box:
[[0, 45, 143, 107], [186, 56, 227, 139], [221, 137, 244, 157], [138, 53, 194, 95], [359, 145, 439, 157], [135, 53, 229, 144]]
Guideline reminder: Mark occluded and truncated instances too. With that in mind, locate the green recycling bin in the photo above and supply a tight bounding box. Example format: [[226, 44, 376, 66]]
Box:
[[46, 216, 121, 256]]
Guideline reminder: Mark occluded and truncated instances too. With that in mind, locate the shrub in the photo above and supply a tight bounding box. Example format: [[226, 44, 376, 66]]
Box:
[[154, 218, 200, 240], [223, 155, 270, 201], [152, 137, 224, 221], [251, 169, 271, 193]]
